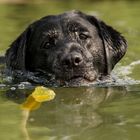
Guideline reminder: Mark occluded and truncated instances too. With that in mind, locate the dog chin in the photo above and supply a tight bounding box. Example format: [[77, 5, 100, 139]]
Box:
[[55, 71, 97, 86], [66, 78, 95, 86], [61, 75, 96, 87]]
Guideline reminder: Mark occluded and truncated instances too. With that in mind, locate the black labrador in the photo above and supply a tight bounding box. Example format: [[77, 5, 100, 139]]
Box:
[[5, 10, 127, 86]]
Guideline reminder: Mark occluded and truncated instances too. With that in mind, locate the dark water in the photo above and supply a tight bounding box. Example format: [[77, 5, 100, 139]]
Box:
[[0, 1, 140, 140]]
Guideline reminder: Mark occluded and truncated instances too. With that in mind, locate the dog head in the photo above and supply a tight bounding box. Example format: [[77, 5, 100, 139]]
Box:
[[6, 10, 127, 86]]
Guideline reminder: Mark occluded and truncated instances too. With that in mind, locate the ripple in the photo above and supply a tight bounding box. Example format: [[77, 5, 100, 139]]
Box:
[[0, 60, 140, 88]]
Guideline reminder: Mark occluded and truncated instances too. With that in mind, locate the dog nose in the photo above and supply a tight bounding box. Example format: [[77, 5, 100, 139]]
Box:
[[62, 53, 83, 67]]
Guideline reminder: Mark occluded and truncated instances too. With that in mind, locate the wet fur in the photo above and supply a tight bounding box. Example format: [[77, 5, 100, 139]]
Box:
[[5, 10, 127, 86]]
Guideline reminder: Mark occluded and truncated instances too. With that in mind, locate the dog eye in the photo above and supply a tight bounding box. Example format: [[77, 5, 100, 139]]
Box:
[[44, 42, 51, 47], [79, 33, 89, 40], [42, 38, 55, 49], [42, 41, 51, 49]]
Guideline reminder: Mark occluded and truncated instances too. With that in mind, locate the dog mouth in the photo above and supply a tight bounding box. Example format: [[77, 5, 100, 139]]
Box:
[[68, 73, 96, 82], [57, 70, 97, 86], [30, 69, 97, 86]]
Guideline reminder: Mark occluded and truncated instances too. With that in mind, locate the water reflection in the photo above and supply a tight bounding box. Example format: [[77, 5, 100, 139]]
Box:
[[5, 86, 126, 140]]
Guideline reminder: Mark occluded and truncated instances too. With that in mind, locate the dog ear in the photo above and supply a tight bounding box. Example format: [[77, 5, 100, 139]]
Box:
[[87, 15, 127, 74], [6, 25, 33, 71]]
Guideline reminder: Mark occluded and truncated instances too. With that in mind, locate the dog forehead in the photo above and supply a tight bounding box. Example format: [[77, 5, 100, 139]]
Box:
[[59, 13, 98, 34], [34, 11, 98, 37], [38, 13, 94, 31], [60, 12, 90, 25]]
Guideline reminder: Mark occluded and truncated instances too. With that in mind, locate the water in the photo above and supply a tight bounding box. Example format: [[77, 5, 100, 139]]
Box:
[[0, 1, 140, 140]]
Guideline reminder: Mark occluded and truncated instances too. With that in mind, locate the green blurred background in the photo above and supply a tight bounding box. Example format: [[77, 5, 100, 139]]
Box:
[[0, 1, 140, 140], [1, 0, 140, 70], [0, 0, 140, 64]]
